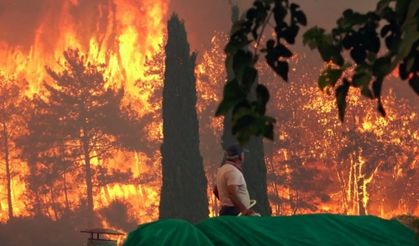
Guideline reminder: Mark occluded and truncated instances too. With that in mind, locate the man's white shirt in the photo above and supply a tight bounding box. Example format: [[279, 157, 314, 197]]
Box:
[[216, 162, 250, 208]]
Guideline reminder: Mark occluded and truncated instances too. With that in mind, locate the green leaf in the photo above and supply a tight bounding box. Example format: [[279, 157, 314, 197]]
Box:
[[397, 0, 419, 61], [318, 44, 344, 66], [376, 0, 392, 15], [372, 56, 392, 77], [408, 75, 419, 95], [303, 27, 326, 49], [372, 77, 383, 98], [350, 47, 367, 64], [337, 9, 368, 30], [242, 67, 258, 91], [256, 84, 270, 104], [361, 86, 374, 99], [215, 79, 245, 116], [232, 114, 258, 143], [232, 100, 252, 118], [275, 43, 293, 58], [377, 99, 386, 117], [335, 79, 350, 121], [318, 68, 344, 90], [275, 61, 289, 81], [255, 84, 270, 114], [262, 122, 274, 140], [352, 68, 372, 87], [225, 32, 250, 55], [290, 3, 307, 26], [233, 50, 253, 81], [273, 3, 287, 25]]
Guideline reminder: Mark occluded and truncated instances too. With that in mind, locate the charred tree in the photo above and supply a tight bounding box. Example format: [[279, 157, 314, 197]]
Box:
[[159, 14, 208, 223]]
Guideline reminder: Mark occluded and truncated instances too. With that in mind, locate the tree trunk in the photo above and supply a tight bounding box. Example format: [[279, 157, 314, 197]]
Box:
[[27, 159, 43, 216], [63, 172, 70, 211], [82, 130, 94, 222], [242, 137, 272, 215], [2, 123, 13, 220], [354, 151, 367, 215], [335, 166, 349, 214], [268, 154, 281, 215], [357, 177, 366, 215], [50, 185, 58, 220]]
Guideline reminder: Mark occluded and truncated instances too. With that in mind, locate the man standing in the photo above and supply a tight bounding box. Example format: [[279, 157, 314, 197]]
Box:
[[214, 144, 256, 216]]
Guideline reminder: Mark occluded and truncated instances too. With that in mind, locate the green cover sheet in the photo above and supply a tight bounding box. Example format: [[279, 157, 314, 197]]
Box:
[[123, 219, 214, 246], [123, 214, 417, 246]]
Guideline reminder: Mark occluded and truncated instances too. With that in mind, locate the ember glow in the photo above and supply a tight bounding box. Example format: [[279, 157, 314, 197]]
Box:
[[0, 0, 418, 234]]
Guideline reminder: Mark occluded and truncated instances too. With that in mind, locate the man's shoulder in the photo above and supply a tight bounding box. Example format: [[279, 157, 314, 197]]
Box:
[[219, 163, 241, 175]]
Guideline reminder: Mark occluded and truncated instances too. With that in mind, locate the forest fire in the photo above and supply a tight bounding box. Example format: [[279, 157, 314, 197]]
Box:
[[0, 1, 417, 243], [0, 0, 167, 225]]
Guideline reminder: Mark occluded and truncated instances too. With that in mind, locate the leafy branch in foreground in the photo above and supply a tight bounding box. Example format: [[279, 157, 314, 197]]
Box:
[[303, 0, 419, 121], [217, 0, 418, 144], [216, 0, 306, 143]]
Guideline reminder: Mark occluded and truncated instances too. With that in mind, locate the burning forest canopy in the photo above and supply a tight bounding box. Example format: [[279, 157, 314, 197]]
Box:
[[0, 0, 417, 244]]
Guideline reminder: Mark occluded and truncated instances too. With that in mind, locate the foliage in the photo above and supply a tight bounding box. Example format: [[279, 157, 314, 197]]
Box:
[[216, 0, 306, 143], [304, 0, 419, 120], [217, 0, 418, 143], [98, 200, 137, 232], [0, 75, 29, 220], [159, 14, 208, 223], [16, 49, 144, 218]]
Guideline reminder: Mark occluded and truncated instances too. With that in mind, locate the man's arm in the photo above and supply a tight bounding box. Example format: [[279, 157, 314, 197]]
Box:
[[226, 185, 254, 215]]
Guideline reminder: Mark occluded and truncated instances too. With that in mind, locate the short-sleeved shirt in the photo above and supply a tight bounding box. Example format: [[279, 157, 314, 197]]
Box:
[[216, 162, 250, 208]]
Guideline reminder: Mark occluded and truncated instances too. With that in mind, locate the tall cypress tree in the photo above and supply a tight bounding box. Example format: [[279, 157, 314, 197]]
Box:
[[222, 4, 271, 215], [159, 14, 208, 223]]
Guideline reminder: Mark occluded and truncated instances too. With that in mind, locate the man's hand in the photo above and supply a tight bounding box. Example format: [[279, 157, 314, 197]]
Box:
[[226, 185, 252, 214], [240, 209, 256, 216]]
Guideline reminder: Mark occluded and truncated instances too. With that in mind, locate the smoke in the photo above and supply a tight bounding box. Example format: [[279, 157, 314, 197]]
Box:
[[0, 0, 53, 48], [0, 0, 110, 50]]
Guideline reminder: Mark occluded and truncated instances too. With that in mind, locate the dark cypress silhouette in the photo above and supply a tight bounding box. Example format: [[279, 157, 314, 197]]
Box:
[[221, 4, 271, 215], [159, 14, 208, 223]]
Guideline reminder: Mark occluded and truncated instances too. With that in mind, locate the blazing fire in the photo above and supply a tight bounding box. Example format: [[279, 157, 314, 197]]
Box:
[[0, 0, 167, 225], [0, 0, 417, 235]]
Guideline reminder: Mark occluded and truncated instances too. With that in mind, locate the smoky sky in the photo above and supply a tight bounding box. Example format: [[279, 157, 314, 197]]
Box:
[[168, 0, 378, 50], [0, 0, 51, 47], [169, 0, 418, 106], [0, 0, 113, 49], [0, 0, 387, 51]]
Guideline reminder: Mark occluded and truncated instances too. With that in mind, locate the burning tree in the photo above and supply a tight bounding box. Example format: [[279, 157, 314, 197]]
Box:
[[18, 49, 144, 223], [159, 14, 209, 223], [0, 75, 28, 220]]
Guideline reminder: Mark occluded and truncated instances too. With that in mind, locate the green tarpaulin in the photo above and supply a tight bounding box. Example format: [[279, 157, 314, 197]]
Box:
[[123, 214, 417, 246]]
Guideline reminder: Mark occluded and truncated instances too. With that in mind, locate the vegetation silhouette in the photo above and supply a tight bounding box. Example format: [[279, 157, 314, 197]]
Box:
[[216, 0, 419, 143], [159, 14, 209, 223]]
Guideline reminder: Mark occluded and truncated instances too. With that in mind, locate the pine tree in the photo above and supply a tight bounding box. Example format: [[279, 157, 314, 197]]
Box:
[[159, 14, 208, 223], [0, 76, 27, 221], [21, 49, 143, 223]]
